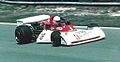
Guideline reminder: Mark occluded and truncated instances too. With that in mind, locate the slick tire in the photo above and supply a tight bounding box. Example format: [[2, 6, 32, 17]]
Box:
[[51, 31, 61, 47], [15, 25, 32, 44]]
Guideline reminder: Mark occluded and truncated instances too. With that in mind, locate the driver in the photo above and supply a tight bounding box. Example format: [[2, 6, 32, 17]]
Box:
[[45, 16, 62, 30], [45, 16, 61, 30], [52, 16, 61, 26]]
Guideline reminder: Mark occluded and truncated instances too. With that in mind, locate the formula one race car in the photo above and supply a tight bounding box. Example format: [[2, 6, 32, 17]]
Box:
[[15, 15, 105, 47]]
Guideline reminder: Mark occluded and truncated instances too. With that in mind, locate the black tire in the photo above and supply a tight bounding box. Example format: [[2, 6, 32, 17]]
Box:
[[51, 31, 61, 47], [15, 25, 32, 44], [88, 23, 99, 28]]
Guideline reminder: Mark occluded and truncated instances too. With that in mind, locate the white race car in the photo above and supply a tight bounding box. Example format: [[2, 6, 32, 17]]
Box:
[[15, 15, 105, 47]]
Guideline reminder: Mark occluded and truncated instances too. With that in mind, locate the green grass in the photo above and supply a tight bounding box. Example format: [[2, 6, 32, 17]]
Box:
[[0, 3, 120, 27]]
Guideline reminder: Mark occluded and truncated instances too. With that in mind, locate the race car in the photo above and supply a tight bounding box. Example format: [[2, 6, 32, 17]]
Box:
[[15, 15, 105, 47]]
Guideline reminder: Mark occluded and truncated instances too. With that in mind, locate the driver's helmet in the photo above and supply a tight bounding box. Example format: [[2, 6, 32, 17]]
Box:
[[53, 16, 60, 22]]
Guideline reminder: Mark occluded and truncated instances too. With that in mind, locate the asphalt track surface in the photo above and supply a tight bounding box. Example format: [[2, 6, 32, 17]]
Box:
[[0, 24, 120, 62]]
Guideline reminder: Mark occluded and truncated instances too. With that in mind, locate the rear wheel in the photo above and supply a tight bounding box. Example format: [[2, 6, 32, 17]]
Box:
[[15, 25, 33, 44], [51, 31, 61, 47]]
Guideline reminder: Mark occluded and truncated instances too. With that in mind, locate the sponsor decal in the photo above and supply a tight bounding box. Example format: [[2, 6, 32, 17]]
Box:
[[74, 31, 92, 40], [40, 33, 46, 40], [72, 36, 100, 43], [73, 34, 80, 40]]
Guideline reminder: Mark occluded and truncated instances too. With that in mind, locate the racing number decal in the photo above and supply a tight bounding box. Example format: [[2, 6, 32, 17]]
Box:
[[74, 34, 80, 40], [56, 27, 63, 30], [40, 33, 46, 40]]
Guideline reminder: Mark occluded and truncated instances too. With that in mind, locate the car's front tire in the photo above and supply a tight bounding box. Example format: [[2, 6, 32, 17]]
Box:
[[15, 25, 33, 44], [51, 31, 61, 47]]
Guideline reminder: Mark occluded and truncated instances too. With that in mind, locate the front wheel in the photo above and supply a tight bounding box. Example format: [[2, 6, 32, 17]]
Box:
[[51, 31, 61, 47], [15, 25, 33, 44]]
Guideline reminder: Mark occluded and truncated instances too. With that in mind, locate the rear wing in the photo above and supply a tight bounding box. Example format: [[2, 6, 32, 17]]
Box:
[[17, 15, 50, 26]]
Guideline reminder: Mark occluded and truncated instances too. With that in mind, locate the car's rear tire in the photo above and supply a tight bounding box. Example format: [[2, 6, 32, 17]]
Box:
[[51, 31, 61, 47], [15, 25, 33, 44]]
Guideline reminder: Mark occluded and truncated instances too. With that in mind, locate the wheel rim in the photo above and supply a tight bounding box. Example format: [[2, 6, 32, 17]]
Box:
[[15, 31, 21, 42]]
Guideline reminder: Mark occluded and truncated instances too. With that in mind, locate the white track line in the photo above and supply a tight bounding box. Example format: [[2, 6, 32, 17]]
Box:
[[101, 27, 120, 30], [0, 22, 16, 25], [0, 22, 120, 30], [75, 26, 120, 30]]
